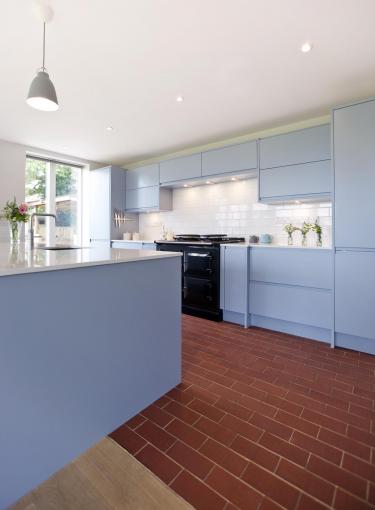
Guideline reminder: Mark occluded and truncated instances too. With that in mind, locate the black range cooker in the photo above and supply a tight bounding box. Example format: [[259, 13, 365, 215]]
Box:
[[156, 235, 244, 321]]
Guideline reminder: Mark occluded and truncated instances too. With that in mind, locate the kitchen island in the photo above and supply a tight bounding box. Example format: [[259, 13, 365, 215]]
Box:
[[0, 244, 181, 508]]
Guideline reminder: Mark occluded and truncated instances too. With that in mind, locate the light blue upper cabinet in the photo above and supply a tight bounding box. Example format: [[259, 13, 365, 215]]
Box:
[[126, 164, 159, 190], [333, 99, 375, 249], [125, 186, 172, 212], [202, 141, 258, 177], [258, 124, 331, 201], [160, 154, 202, 184], [259, 160, 331, 199], [259, 124, 331, 169]]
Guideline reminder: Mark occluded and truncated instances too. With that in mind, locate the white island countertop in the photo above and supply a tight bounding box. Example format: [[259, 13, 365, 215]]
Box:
[[0, 243, 181, 277]]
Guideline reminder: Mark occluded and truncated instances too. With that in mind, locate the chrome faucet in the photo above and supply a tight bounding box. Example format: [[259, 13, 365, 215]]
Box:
[[29, 213, 57, 249]]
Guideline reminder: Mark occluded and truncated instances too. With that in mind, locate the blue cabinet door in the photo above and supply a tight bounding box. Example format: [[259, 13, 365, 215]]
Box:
[[335, 250, 375, 351], [249, 248, 332, 341], [333, 99, 375, 249], [202, 141, 257, 177], [249, 282, 332, 329], [259, 124, 331, 169], [250, 248, 333, 289], [126, 186, 159, 210], [160, 154, 202, 184], [112, 241, 143, 249], [142, 242, 156, 250], [89, 167, 111, 240], [126, 164, 159, 189], [259, 160, 331, 200], [90, 166, 126, 241], [222, 246, 247, 314]]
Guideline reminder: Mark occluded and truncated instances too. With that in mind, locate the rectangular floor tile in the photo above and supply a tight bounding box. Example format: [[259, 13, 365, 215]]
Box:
[[170, 470, 226, 510]]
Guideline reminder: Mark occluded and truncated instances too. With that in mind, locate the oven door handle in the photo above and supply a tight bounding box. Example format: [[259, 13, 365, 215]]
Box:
[[186, 252, 211, 257]]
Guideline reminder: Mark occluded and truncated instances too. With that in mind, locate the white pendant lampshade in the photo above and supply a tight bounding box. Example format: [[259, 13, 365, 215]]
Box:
[[27, 9, 59, 112], [27, 70, 58, 111]]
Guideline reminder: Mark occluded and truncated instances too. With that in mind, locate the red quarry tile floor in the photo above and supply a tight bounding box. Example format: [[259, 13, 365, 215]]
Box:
[[110, 315, 375, 510]]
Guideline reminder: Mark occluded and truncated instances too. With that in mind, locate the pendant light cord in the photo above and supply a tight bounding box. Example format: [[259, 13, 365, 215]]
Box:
[[42, 22, 46, 71]]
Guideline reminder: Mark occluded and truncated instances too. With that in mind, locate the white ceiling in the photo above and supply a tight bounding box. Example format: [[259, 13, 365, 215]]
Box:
[[1, 0, 375, 165]]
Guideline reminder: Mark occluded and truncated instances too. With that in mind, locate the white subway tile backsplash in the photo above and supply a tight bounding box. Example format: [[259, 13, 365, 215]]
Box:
[[139, 178, 332, 246]]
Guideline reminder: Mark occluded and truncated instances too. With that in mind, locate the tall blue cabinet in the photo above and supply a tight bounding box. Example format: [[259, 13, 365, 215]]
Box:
[[333, 98, 375, 354]]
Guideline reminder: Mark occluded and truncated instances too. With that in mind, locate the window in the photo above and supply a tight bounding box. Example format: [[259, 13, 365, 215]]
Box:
[[25, 156, 83, 245]]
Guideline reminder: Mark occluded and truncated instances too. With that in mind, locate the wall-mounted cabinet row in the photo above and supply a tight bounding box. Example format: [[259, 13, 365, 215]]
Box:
[[126, 124, 332, 201]]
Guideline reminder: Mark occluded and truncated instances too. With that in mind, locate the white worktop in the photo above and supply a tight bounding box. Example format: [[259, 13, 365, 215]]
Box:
[[221, 242, 332, 250], [111, 239, 155, 243], [0, 243, 180, 277]]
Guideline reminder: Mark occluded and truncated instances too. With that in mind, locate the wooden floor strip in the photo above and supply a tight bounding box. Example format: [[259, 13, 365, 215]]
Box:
[[11, 437, 192, 510]]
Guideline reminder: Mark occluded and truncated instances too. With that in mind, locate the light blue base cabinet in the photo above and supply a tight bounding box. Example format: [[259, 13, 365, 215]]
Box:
[[220, 246, 333, 342], [112, 241, 156, 250], [220, 246, 249, 326], [249, 248, 333, 342], [335, 251, 375, 354]]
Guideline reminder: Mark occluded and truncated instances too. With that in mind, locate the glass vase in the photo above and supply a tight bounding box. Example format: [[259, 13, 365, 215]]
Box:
[[316, 234, 322, 247], [9, 220, 22, 244], [287, 233, 293, 246], [301, 234, 307, 247]]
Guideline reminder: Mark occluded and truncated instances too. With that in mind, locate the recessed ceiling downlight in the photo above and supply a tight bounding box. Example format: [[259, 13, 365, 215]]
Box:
[[301, 42, 313, 53], [106, 126, 114, 131], [176, 95, 184, 103]]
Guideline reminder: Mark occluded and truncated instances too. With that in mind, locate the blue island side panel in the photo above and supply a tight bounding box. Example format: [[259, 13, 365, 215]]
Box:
[[0, 256, 181, 508]]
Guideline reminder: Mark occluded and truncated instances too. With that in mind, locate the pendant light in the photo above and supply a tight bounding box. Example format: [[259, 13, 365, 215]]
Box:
[[27, 6, 59, 112]]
